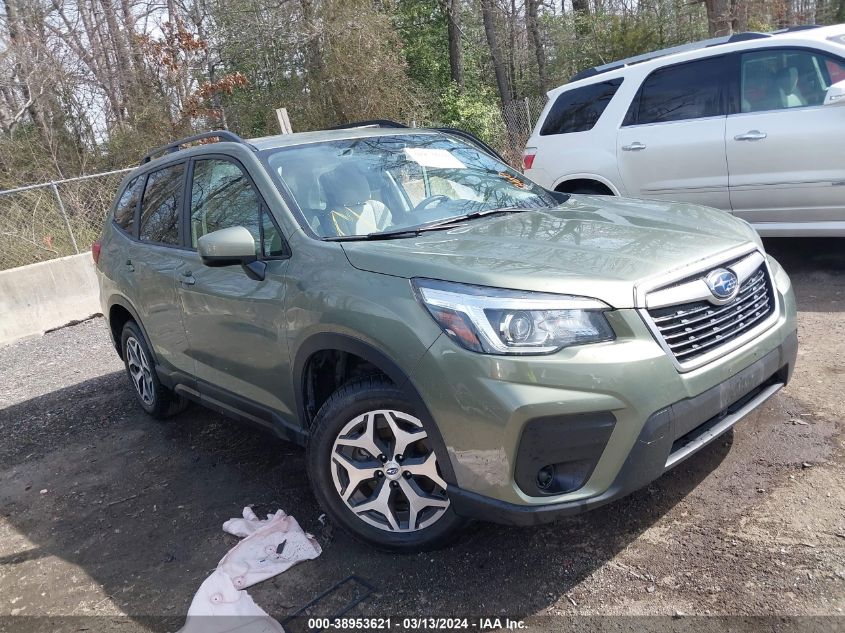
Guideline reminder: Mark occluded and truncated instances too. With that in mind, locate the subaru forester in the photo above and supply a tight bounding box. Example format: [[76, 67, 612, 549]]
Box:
[[95, 125, 798, 551]]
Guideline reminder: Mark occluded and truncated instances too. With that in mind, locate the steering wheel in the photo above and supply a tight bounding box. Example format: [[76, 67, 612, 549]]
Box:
[[413, 194, 450, 213]]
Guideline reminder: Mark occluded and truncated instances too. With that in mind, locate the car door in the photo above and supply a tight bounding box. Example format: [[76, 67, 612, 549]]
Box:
[[130, 161, 194, 376], [176, 156, 294, 417], [725, 47, 845, 228], [616, 56, 731, 210]]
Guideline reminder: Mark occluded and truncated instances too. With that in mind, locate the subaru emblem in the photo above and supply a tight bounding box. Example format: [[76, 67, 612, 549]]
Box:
[[705, 268, 738, 301]]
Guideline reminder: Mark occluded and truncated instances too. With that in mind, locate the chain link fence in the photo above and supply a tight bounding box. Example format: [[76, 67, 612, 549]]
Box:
[[0, 169, 132, 271], [0, 98, 546, 272], [498, 95, 547, 167]]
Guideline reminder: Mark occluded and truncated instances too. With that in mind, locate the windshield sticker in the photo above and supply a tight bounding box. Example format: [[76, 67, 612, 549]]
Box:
[[498, 172, 527, 188], [404, 148, 466, 170]]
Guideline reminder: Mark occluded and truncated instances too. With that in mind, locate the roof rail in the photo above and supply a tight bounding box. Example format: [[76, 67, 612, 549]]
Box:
[[773, 24, 821, 33], [328, 120, 409, 130], [140, 130, 252, 165], [568, 31, 772, 83]]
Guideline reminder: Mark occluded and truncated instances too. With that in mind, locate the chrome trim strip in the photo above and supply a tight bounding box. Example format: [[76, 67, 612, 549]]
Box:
[[646, 279, 712, 309], [646, 249, 765, 309], [633, 243, 758, 309], [664, 382, 783, 470], [730, 250, 765, 285]]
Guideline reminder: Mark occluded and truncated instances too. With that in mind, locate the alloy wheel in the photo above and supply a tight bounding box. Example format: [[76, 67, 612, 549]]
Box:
[[330, 409, 450, 532], [126, 336, 154, 406]]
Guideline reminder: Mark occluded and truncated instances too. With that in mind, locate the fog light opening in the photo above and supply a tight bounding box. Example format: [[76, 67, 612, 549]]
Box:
[[537, 465, 555, 490]]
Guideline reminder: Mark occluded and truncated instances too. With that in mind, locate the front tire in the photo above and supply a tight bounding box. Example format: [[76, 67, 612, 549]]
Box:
[[120, 321, 188, 419], [307, 377, 465, 552]]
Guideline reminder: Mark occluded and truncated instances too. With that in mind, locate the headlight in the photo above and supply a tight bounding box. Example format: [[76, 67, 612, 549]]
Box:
[[412, 278, 615, 355]]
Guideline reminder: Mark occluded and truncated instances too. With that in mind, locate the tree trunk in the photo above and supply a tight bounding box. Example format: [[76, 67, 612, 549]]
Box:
[[730, 0, 748, 32], [3, 0, 51, 140], [445, 0, 464, 89], [508, 0, 516, 102], [572, 0, 590, 15], [100, 0, 133, 120], [480, 0, 510, 107], [526, 0, 547, 94], [703, 0, 733, 36]]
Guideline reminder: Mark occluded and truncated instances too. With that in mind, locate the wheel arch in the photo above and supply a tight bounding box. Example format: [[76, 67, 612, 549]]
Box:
[[552, 173, 620, 196], [293, 333, 457, 484], [106, 296, 154, 362]]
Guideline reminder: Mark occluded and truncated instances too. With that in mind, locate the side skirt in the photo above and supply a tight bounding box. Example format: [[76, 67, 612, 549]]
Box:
[[156, 365, 308, 446]]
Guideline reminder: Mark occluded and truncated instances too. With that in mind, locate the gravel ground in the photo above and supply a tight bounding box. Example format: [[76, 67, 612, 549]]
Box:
[[0, 238, 842, 632]]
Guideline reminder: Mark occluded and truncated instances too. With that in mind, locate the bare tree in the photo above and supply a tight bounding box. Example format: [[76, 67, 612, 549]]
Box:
[[526, 0, 547, 94], [702, 0, 733, 35], [445, 0, 464, 89], [480, 0, 511, 107]]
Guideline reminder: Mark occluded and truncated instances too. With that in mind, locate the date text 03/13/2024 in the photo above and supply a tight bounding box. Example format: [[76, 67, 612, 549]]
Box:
[[306, 617, 528, 630]]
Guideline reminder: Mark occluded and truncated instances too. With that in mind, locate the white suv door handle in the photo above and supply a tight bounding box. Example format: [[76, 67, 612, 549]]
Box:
[[622, 142, 646, 151], [734, 130, 767, 141]]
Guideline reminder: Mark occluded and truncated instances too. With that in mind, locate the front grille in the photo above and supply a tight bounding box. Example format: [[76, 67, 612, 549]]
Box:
[[647, 265, 775, 363]]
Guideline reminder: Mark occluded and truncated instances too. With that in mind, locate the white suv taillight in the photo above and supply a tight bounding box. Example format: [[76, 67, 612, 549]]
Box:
[[522, 147, 537, 171]]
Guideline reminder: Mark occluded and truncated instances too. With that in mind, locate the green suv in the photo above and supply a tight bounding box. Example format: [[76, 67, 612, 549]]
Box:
[[95, 125, 798, 551]]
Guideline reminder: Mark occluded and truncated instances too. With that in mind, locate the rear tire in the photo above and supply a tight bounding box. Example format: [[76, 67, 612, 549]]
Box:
[[307, 377, 466, 552], [120, 321, 188, 419]]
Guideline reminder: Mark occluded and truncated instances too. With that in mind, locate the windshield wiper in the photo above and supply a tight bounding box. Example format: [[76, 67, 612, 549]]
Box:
[[442, 206, 527, 224], [325, 228, 430, 241], [324, 207, 528, 242]]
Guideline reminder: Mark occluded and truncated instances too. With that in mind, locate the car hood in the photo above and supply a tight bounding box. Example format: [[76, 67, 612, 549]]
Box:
[[340, 196, 757, 308]]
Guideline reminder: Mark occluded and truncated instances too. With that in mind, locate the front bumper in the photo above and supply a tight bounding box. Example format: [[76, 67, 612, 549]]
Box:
[[446, 330, 796, 526]]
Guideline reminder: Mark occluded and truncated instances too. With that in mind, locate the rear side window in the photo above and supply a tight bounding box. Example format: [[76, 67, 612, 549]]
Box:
[[113, 177, 142, 234], [540, 79, 623, 135], [139, 163, 184, 245], [625, 57, 726, 125]]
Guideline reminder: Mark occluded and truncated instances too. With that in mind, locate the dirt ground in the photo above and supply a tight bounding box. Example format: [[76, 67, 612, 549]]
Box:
[[0, 238, 843, 632]]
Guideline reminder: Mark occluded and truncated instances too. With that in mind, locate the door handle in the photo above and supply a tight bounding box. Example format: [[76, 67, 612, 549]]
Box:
[[180, 270, 196, 286], [125, 259, 134, 272], [734, 130, 767, 141], [621, 142, 646, 151]]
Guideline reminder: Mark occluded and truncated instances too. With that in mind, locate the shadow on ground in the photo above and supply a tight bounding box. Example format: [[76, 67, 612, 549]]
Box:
[[0, 369, 730, 628], [763, 238, 845, 277]]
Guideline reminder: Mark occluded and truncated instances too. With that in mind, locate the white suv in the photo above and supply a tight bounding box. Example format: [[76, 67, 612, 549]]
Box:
[[524, 25, 845, 236]]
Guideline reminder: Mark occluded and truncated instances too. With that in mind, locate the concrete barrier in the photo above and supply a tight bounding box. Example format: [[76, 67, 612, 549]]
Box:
[[0, 252, 100, 346]]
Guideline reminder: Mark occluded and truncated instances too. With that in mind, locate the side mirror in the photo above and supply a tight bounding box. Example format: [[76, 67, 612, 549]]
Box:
[[197, 226, 266, 280], [824, 79, 845, 106]]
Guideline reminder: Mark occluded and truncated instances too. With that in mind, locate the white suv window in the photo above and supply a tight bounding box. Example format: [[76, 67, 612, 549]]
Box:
[[624, 57, 726, 126], [740, 48, 845, 113], [540, 79, 623, 136]]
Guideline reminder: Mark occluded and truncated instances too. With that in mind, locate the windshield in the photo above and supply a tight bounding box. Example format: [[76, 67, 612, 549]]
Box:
[[262, 133, 558, 239]]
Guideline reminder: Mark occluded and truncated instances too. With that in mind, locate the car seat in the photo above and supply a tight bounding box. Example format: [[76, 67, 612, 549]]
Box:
[[318, 163, 393, 237]]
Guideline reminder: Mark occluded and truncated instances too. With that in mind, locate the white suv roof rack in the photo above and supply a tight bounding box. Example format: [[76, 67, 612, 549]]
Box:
[[568, 25, 822, 83]]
